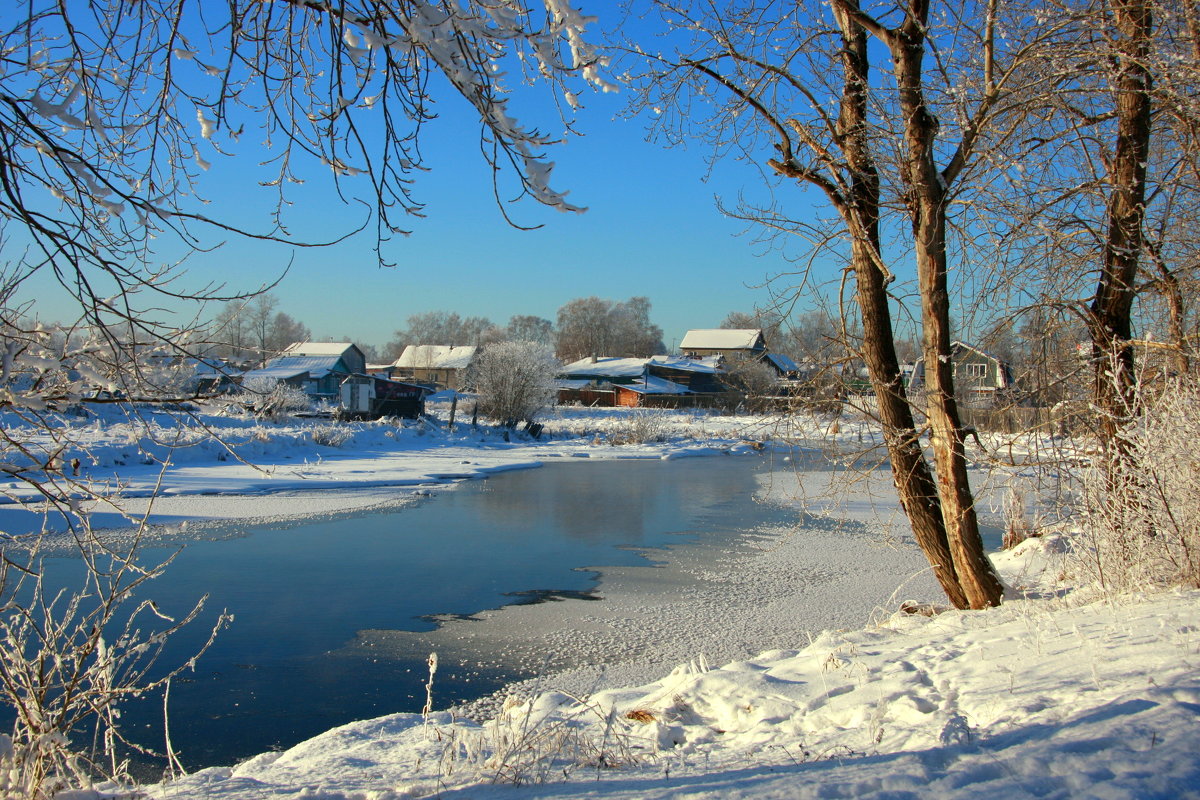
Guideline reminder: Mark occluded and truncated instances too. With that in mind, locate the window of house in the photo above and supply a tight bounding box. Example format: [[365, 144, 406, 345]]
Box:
[[963, 363, 987, 379]]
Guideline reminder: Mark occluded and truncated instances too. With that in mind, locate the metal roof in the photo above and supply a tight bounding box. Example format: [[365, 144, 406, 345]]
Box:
[[241, 355, 346, 382], [619, 375, 691, 395], [282, 341, 359, 358], [765, 352, 800, 373], [559, 357, 649, 379], [647, 355, 724, 374]]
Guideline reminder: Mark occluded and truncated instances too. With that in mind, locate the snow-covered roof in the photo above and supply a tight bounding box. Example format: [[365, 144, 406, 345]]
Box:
[[647, 355, 724, 374], [765, 352, 800, 373], [680, 329, 763, 351], [556, 378, 601, 391], [951, 340, 1007, 365], [242, 355, 345, 382], [393, 345, 478, 370], [618, 375, 691, 395], [559, 357, 649, 379], [283, 342, 359, 358]]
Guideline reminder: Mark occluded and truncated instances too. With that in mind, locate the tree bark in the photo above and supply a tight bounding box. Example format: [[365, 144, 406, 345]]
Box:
[[869, 0, 1003, 608], [1090, 0, 1154, 447], [830, 1, 971, 608], [697, 0, 1000, 609]]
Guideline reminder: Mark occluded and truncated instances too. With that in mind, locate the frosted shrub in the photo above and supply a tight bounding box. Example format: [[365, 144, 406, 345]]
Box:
[[608, 409, 669, 445], [311, 423, 353, 448], [242, 377, 312, 418], [1074, 378, 1200, 591], [440, 692, 638, 786], [1001, 484, 1035, 550], [0, 545, 228, 798], [470, 342, 559, 428]]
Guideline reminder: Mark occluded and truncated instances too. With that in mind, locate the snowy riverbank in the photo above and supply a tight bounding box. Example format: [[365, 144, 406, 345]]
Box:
[[0, 402, 806, 540], [3, 402, 1195, 798], [149, 533, 1200, 800]]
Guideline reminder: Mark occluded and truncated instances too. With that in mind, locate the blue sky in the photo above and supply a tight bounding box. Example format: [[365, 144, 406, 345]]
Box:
[[276, 96, 791, 352], [15, 5, 844, 354], [220, 89, 817, 353]]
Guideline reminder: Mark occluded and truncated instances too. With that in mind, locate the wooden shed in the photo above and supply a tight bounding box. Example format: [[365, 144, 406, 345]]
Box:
[[392, 345, 479, 390], [614, 376, 694, 408], [339, 374, 431, 419]]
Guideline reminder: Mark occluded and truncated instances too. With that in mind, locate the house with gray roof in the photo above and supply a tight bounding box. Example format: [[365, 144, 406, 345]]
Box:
[[909, 341, 1016, 408], [240, 341, 366, 400]]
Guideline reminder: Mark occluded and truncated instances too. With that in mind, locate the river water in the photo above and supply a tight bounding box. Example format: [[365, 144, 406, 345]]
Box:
[[26, 454, 809, 771]]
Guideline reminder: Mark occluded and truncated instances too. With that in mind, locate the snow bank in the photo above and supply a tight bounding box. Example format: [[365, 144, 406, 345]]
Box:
[[150, 534, 1200, 799], [0, 403, 794, 540]]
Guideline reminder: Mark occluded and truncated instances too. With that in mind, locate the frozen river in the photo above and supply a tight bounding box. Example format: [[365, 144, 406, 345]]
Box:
[[29, 454, 810, 770]]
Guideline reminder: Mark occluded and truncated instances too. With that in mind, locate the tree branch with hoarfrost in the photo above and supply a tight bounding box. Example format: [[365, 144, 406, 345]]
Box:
[[1, 0, 611, 340], [0, 2, 608, 792]]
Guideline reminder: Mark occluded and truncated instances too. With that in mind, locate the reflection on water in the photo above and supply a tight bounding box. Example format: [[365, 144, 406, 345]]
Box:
[[19, 454, 801, 772], [473, 458, 728, 543]]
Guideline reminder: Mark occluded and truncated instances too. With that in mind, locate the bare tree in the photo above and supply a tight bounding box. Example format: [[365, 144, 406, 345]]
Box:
[[3, 0, 610, 400], [207, 295, 311, 365], [624, 0, 1078, 608], [506, 314, 556, 346], [722, 359, 780, 412], [210, 303, 252, 364], [721, 310, 784, 347], [386, 310, 498, 357], [1082, 0, 1155, 451], [470, 340, 560, 428], [245, 295, 281, 366], [555, 296, 665, 361], [267, 312, 312, 355], [555, 296, 613, 360], [0, 1, 606, 789]]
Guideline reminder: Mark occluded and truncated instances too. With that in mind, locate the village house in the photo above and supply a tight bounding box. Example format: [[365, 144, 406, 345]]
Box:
[[556, 356, 649, 406], [612, 375, 694, 408], [762, 351, 801, 379], [678, 328, 797, 380], [646, 355, 726, 393], [909, 341, 1016, 407], [679, 329, 768, 362], [557, 354, 733, 408], [392, 345, 478, 391], [240, 341, 366, 401]]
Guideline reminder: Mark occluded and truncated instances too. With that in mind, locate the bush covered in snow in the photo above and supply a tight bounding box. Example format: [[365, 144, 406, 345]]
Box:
[[1074, 377, 1200, 591], [606, 409, 670, 445], [311, 423, 353, 448], [241, 377, 312, 418], [470, 341, 559, 428]]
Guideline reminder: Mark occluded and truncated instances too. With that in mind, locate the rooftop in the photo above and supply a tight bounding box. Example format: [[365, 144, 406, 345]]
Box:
[[680, 329, 764, 351]]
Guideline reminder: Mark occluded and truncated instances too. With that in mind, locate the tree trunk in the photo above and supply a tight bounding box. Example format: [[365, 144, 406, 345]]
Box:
[[832, 0, 971, 608], [886, 3, 1003, 608], [852, 234, 970, 608], [1090, 0, 1154, 448]]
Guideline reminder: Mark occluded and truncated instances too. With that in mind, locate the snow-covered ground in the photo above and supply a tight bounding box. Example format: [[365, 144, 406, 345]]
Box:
[[150, 535, 1200, 800], [0, 401, 806, 539], [2, 401, 1195, 799]]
